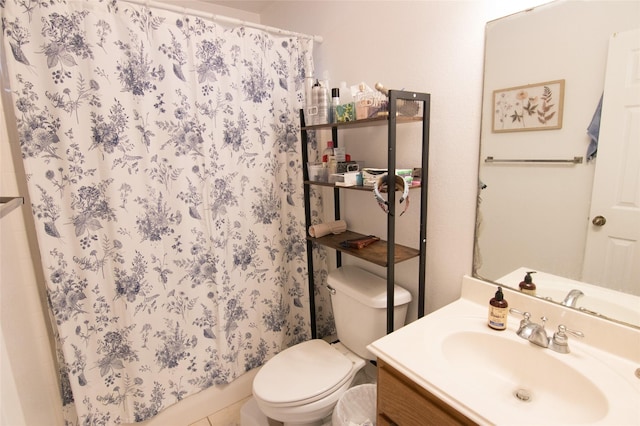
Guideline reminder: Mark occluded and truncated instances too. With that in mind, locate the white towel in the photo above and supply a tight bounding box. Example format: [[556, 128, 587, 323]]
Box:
[[308, 220, 347, 238]]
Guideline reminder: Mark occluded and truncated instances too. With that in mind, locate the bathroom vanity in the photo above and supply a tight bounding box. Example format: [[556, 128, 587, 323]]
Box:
[[368, 276, 640, 425], [376, 358, 474, 425]]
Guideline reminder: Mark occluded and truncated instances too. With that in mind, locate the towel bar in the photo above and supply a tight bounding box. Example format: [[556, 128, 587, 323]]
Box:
[[484, 156, 583, 164]]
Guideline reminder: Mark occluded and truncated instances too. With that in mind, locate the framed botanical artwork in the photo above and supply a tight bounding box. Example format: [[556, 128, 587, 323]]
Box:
[[492, 79, 565, 132]]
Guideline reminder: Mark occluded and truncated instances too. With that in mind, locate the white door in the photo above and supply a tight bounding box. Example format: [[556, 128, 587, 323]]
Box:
[[582, 28, 640, 296]]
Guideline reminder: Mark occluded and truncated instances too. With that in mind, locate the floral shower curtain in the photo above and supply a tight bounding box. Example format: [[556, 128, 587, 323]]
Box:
[[1, 0, 316, 423]]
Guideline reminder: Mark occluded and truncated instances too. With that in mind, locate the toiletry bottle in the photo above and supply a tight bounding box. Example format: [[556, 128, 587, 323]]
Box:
[[488, 287, 508, 330], [322, 141, 334, 168], [519, 271, 537, 296], [311, 79, 329, 125], [331, 88, 340, 123]]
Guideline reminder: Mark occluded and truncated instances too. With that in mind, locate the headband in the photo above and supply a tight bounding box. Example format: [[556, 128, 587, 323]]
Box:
[[373, 173, 410, 216]]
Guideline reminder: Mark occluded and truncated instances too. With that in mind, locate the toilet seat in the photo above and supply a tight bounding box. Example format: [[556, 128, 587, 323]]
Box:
[[253, 339, 354, 407]]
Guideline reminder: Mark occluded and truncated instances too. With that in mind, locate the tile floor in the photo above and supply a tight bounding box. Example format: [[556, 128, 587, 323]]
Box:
[[189, 362, 378, 426], [188, 396, 251, 426]]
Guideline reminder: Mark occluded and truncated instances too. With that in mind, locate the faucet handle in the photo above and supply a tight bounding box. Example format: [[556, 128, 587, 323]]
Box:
[[509, 308, 531, 322], [539, 316, 547, 328], [549, 324, 584, 354], [559, 324, 584, 338], [509, 308, 531, 332], [509, 309, 533, 338]]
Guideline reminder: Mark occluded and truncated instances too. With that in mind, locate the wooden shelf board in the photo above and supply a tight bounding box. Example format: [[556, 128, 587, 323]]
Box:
[[304, 181, 421, 192], [302, 115, 423, 131], [307, 230, 419, 267]]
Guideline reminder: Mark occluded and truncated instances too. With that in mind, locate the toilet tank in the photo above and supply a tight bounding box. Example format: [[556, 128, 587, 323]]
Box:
[[327, 266, 412, 360]]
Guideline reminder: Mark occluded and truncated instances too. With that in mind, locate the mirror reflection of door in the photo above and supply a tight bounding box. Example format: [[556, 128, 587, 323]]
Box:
[[583, 28, 640, 296]]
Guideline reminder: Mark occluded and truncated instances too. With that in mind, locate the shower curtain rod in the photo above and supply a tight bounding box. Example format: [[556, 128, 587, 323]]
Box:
[[121, 0, 323, 43]]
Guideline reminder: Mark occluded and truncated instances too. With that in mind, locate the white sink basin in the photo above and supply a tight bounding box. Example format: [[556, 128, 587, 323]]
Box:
[[368, 294, 640, 425], [441, 331, 608, 424]]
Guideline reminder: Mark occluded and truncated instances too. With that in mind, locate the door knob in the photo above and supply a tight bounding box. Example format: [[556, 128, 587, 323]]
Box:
[[592, 215, 607, 226]]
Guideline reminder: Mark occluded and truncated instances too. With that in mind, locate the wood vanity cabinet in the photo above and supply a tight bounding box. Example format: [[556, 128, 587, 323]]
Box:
[[376, 359, 477, 426]]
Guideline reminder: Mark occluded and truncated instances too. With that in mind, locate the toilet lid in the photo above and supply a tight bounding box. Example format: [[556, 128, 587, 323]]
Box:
[[253, 339, 353, 406]]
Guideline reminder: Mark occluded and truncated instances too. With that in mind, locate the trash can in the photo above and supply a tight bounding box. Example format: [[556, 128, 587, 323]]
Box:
[[332, 383, 377, 426]]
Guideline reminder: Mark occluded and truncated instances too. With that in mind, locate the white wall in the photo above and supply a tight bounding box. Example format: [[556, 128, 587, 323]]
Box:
[[260, 0, 547, 316], [159, 0, 262, 22], [0, 1, 546, 423]]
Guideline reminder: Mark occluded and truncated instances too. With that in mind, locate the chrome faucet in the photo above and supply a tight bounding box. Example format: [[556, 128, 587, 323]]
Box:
[[509, 309, 585, 353], [527, 316, 550, 348], [561, 289, 584, 307], [510, 309, 549, 347]]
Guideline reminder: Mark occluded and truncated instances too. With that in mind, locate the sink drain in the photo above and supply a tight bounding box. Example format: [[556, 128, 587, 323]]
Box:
[[514, 388, 532, 402]]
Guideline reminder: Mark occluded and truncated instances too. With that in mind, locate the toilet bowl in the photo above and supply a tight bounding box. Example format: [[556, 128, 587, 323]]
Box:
[[251, 266, 412, 425], [252, 340, 365, 425]]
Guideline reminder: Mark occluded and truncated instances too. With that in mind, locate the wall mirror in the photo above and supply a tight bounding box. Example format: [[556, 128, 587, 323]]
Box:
[[474, 0, 640, 328]]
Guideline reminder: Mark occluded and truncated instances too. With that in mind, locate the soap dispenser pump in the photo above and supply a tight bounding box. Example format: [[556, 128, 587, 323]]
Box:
[[488, 287, 508, 331], [519, 271, 537, 296]]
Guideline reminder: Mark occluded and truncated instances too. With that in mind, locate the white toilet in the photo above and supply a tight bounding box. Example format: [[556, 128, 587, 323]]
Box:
[[250, 265, 412, 425]]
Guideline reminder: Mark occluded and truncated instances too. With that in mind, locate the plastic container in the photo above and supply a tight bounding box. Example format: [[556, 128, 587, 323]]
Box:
[[335, 81, 356, 122], [355, 83, 373, 120], [307, 162, 327, 182], [331, 384, 377, 426]]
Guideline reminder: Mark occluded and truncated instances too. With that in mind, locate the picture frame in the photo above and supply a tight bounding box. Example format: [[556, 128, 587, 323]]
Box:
[[492, 79, 565, 133]]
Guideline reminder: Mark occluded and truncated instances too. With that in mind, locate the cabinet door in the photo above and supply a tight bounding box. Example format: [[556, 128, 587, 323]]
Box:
[[377, 360, 476, 426]]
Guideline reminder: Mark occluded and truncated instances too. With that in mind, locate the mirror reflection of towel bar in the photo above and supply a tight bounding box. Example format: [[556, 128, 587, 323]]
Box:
[[484, 156, 583, 164]]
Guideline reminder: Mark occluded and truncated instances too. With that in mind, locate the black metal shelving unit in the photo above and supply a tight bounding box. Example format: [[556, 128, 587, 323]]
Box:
[[300, 90, 430, 337]]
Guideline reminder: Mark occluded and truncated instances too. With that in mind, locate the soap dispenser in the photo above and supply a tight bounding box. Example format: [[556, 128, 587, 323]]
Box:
[[488, 287, 508, 330], [519, 271, 537, 296]]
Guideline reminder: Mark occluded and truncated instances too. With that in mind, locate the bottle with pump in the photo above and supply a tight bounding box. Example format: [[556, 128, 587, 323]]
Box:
[[519, 271, 537, 296], [488, 287, 508, 330]]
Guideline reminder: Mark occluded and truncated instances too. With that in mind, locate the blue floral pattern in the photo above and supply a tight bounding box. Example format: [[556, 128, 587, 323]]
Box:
[[1, 1, 316, 424]]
